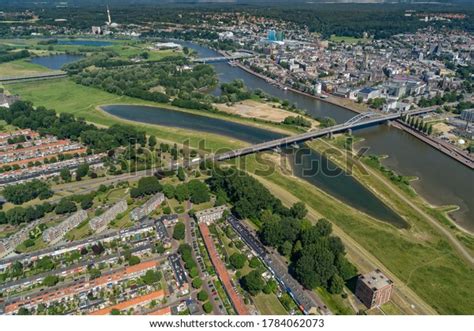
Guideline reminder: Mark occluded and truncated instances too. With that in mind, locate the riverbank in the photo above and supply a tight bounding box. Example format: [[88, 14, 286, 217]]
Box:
[[243, 152, 474, 314], [233, 61, 367, 115], [392, 121, 473, 169]]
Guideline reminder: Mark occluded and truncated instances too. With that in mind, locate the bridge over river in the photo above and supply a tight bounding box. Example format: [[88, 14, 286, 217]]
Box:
[[211, 108, 437, 162]]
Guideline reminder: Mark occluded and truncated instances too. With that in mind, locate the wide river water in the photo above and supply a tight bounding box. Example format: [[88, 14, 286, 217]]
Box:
[[34, 41, 473, 231], [180, 41, 474, 232]]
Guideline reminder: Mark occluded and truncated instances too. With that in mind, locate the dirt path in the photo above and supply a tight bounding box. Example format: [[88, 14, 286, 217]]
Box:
[[251, 174, 437, 315]]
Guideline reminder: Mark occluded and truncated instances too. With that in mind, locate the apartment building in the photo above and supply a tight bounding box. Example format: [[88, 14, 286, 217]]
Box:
[[42, 210, 88, 244], [89, 200, 128, 232], [195, 205, 228, 224], [130, 192, 165, 221]]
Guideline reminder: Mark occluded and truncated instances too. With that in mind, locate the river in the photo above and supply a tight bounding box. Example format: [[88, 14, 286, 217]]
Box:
[[179, 41, 473, 232], [102, 104, 407, 228], [36, 42, 472, 231]]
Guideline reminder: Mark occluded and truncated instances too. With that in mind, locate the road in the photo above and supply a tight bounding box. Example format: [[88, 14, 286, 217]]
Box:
[[185, 216, 226, 315], [252, 174, 438, 315], [227, 215, 331, 315]]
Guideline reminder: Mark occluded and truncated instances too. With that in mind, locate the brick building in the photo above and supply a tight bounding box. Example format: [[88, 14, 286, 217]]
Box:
[[355, 269, 393, 309]]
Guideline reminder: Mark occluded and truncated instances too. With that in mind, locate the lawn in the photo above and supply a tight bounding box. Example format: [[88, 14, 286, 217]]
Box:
[[329, 35, 371, 44], [242, 153, 474, 315], [0, 59, 51, 77], [253, 293, 288, 315], [6, 78, 276, 152], [65, 219, 93, 241], [315, 288, 354, 315]]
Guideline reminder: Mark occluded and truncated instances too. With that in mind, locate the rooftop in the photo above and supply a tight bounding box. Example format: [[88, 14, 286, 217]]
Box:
[[359, 269, 393, 290]]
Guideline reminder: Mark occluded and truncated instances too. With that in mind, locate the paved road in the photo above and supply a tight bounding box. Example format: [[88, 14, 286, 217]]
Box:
[[185, 216, 226, 315], [227, 215, 331, 315]]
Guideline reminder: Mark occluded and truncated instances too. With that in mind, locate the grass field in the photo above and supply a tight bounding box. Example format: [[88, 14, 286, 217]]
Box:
[[242, 153, 474, 315], [6, 78, 295, 151], [0, 59, 51, 77], [329, 35, 371, 44], [253, 293, 288, 315]]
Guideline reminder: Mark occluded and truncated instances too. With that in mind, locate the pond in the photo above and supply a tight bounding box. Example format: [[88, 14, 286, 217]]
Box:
[[30, 54, 83, 70]]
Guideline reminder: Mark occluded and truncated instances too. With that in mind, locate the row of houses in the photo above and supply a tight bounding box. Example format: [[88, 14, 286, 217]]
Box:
[[0, 219, 156, 272], [3, 260, 160, 314], [89, 200, 128, 232], [0, 129, 86, 167], [42, 210, 88, 244], [0, 153, 105, 186]]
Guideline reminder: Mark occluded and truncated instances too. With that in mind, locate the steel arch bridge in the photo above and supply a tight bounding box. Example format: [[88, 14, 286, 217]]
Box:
[[343, 111, 381, 126]]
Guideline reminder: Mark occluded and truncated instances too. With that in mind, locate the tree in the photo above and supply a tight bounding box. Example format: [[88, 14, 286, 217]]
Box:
[[177, 167, 186, 181], [142, 270, 162, 285], [240, 270, 265, 296], [128, 255, 141, 266], [280, 241, 293, 257], [162, 184, 175, 199], [130, 176, 162, 198], [60, 168, 71, 182], [110, 309, 121, 315], [229, 253, 246, 269], [76, 163, 90, 178], [148, 135, 157, 148], [293, 245, 335, 289], [263, 279, 278, 294], [174, 184, 189, 202], [427, 124, 433, 135], [328, 274, 344, 294], [55, 199, 77, 214], [3, 180, 53, 205], [80, 196, 94, 210], [192, 277, 203, 289], [249, 256, 262, 269], [18, 307, 30, 315], [197, 290, 209, 302], [187, 179, 210, 204], [42, 275, 60, 287], [173, 222, 185, 240], [290, 202, 307, 219], [202, 301, 213, 314]]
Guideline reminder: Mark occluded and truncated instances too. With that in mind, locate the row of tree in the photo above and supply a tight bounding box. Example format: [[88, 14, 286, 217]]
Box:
[[401, 115, 433, 135], [2, 179, 53, 205], [207, 167, 356, 294], [0, 101, 146, 152]]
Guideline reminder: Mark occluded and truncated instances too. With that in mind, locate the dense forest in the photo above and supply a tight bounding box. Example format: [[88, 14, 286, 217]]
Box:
[[1, 3, 472, 38], [69, 55, 218, 109], [207, 167, 357, 293]]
